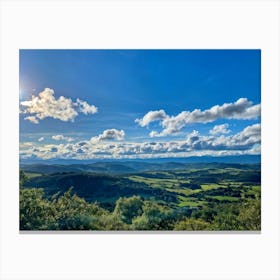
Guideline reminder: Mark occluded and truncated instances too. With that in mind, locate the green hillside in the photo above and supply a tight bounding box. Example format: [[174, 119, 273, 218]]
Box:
[[20, 163, 261, 231], [24, 172, 178, 210]]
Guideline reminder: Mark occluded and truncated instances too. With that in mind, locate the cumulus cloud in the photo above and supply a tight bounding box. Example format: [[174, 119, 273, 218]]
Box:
[[136, 98, 260, 137], [20, 123, 260, 160], [24, 116, 39, 124], [52, 134, 74, 142], [149, 131, 160, 137], [184, 123, 260, 151], [75, 98, 98, 115], [135, 110, 167, 127], [20, 88, 98, 123], [90, 129, 125, 143], [209, 124, 231, 135], [38, 137, 44, 142], [120, 124, 260, 156]]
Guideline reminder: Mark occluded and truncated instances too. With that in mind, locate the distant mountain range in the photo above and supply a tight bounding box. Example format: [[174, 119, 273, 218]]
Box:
[[20, 155, 260, 166], [20, 155, 261, 175]]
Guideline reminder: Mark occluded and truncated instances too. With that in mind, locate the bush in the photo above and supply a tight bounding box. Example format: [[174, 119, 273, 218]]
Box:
[[174, 218, 210, 230], [237, 196, 261, 230], [20, 188, 56, 230], [132, 201, 173, 230], [114, 196, 144, 224]]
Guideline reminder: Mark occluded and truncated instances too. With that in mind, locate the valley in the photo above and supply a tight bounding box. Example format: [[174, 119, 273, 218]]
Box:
[[20, 161, 261, 231]]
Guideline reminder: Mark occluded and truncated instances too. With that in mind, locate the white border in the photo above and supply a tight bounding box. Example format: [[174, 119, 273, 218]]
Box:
[[1, 1, 280, 279]]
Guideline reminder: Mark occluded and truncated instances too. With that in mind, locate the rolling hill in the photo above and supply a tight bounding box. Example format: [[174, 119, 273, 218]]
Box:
[[23, 172, 179, 209]]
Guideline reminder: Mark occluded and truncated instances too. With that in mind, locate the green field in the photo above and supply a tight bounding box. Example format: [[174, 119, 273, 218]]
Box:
[[127, 172, 259, 208], [25, 172, 42, 179]]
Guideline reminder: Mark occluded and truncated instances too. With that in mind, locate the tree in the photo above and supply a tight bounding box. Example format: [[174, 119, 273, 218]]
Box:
[[20, 187, 110, 230], [174, 218, 210, 230], [52, 187, 109, 230], [19, 169, 28, 187], [132, 201, 172, 230], [20, 188, 56, 230], [97, 214, 128, 230], [237, 196, 261, 230], [114, 196, 144, 224]]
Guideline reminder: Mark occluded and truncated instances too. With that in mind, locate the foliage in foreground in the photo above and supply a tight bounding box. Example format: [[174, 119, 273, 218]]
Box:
[[20, 187, 261, 231]]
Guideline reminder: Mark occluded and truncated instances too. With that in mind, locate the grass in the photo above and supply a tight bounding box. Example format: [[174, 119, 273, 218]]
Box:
[[25, 172, 42, 179], [128, 175, 189, 189], [251, 185, 261, 192], [243, 185, 261, 197], [166, 188, 194, 196], [128, 174, 259, 207], [178, 196, 205, 207], [201, 184, 226, 191], [208, 196, 240, 202]]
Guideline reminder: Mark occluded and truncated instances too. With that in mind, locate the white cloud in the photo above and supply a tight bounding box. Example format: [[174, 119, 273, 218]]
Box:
[[19, 142, 34, 148], [20, 124, 260, 160], [20, 88, 98, 123], [149, 131, 160, 137], [136, 98, 260, 137], [135, 110, 167, 127], [209, 124, 231, 135], [75, 98, 98, 115], [52, 134, 75, 142], [90, 129, 125, 143], [230, 123, 261, 147], [24, 116, 39, 124], [184, 123, 261, 151], [38, 137, 44, 142]]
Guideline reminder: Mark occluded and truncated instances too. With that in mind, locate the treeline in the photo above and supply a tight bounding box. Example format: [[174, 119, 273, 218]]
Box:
[[20, 187, 260, 231]]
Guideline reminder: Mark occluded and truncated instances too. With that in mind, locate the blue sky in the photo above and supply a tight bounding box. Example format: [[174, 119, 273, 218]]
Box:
[[19, 50, 261, 160]]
